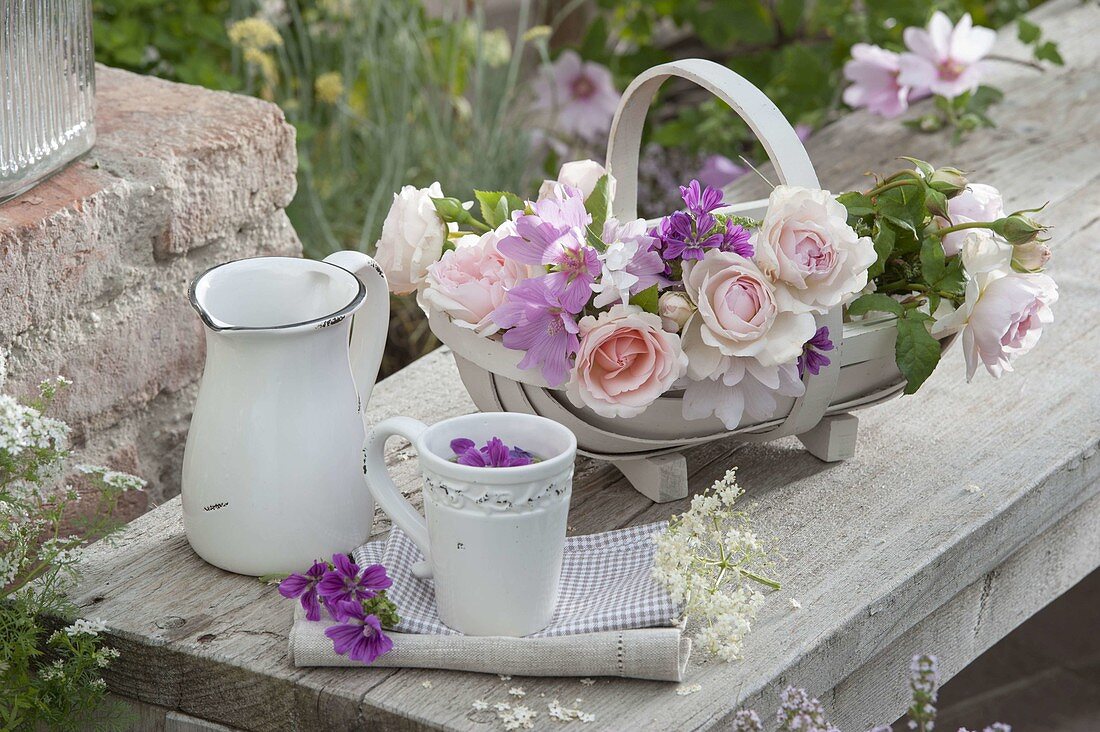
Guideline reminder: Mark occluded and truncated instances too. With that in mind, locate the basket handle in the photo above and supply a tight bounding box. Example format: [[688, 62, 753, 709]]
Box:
[[605, 59, 840, 440]]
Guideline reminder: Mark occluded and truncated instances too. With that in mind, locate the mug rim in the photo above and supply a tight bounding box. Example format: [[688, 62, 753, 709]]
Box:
[[415, 413, 577, 485]]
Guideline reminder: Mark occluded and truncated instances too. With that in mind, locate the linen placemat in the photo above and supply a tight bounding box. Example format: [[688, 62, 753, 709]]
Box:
[[288, 521, 691, 680]]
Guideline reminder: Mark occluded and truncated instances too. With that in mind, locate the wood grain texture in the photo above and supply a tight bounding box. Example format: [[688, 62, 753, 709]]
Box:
[[67, 1, 1100, 729]]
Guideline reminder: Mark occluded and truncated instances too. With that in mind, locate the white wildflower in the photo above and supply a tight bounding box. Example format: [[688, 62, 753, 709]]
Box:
[[789, 598, 802, 610], [421, 680, 432, 688], [508, 686, 526, 697], [493, 702, 511, 712], [965, 484, 982, 494], [579, 678, 596, 686], [498, 674, 512, 681], [676, 683, 702, 696], [471, 700, 489, 711], [65, 617, 108, 637], [548, 698, 596, 723], [652, 468, 778, 661]]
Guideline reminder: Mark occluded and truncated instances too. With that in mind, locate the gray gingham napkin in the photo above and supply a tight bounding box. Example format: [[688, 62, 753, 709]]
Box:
[[289, 522, 693, 681], [351, 521, 681, 637]]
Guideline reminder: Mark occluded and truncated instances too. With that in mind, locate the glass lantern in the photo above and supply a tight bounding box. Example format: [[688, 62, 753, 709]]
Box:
[[0, 0, 96, 202]]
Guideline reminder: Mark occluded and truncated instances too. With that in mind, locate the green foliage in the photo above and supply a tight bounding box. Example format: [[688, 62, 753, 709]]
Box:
[[632, 284, 660, 315], [584, 174, 614, 250], [0, 371, 142, 731], [93, 0, 242, 89]]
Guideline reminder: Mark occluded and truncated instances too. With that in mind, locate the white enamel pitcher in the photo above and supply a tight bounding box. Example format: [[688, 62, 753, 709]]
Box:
[[182, 253, 388, 576]]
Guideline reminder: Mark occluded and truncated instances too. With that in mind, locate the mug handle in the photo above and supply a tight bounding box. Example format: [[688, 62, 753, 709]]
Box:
[[323, 250, 390, 433], [364, 416, 433, 578]]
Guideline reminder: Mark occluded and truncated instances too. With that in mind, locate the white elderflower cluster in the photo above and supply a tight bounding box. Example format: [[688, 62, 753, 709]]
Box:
[[652, 468, 779, 661], [65, 617, 108, 637]]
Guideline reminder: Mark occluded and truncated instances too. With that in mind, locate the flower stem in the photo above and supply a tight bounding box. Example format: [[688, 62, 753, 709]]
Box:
[[866, 179, 921, 198], [928, 220, 994, 238], [740, 568, 781, 590]]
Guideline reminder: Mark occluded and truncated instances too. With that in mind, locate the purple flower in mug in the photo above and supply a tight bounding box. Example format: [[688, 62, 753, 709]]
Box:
[[492, 277, 581, 387], [452, 437, 535, 467], [324, 601, 394, 664], [798, 326, 835, 378], [278, 560, 327, 621], [317, 554, 392, 619]]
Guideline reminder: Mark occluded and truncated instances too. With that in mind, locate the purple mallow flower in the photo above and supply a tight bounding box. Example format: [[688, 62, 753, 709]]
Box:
[[323, 601, 394, 664], [278, 559, 327, 621], [652, 180, 752, 263], [498, 189, 600, 314], [450, 437, 534, 467], [798, 326, 835, 378], [492, 277, 581, 387], [316, 553, 392, 620]]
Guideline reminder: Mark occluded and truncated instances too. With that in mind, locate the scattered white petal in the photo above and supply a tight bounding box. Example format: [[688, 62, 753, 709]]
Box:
[[547, 698, 596, 723], [471, 700, 489, 711], [498, 674, 512, 681], [421, 681, 432, 688], [965, 484, 982, 494], [579, 678, 596, 686], [508, 686, 526, 697], [676, 683, 702, 696], [789, 598, 802, 610]]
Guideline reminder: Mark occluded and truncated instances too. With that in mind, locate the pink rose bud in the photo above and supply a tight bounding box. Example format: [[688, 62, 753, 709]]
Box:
[[1012, 239, 1052, 271], [658, 291, 695, 333]]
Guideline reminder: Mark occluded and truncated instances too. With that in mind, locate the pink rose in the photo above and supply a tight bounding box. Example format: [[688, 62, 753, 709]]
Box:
[[752, 186, 877, 315], [681, 250, 816, 377], [418, 224, 533, 336], [932, 233, 1058, 380], [567, 304, 688, 418], [937, 183, 1006, 256]]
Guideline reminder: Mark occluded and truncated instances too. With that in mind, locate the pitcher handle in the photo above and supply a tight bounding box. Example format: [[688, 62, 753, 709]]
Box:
[[364, 416, 433, 578], [324, 251, 390, 431]]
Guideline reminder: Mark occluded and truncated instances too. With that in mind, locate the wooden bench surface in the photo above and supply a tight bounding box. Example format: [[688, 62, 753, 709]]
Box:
[[69, 1, 1100, 729]]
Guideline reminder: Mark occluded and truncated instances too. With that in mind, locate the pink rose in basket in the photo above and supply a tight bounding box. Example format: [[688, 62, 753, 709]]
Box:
[[419, 225, 533, 336], [936, 183, 1006, 257], [752, 185, 877, 315], [567, 305, 688, 419], [931, 232, 1058, 380], [681, 250, 816, 375]]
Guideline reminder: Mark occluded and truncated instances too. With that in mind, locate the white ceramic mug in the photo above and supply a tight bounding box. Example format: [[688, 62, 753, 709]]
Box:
[[364, 412, 577, 636]]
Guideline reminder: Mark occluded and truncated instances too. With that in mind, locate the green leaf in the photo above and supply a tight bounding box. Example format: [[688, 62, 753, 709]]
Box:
[[632, 284, 660, 315], [920, 237, 946, 286], [895, 313, 941, 394], [474, 190, 523, 229], [1035, 41, 1064, 66], [869, 222, 896, 279], [585, 174, 612, 250], [875, 184, 926, 236], [847, 293, 903, 317], [1017, 18, 1041, 44], [934, 260, 967, 295], [837, 191, 875, 217]]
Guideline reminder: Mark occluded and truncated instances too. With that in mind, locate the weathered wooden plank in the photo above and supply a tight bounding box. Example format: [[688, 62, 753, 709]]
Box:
[[66, 1, 1100, 730]]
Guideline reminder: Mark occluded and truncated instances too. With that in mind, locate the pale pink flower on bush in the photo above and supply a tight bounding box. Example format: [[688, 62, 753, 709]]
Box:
[[567, 305, 688, 418], [418, 224, 533, 336], [696, 155, 748, 190], [842, 44, 914, 118], [681, 357, 804, 430], [936, 183, 1006, 256], [898, 12, 996, 100], [533, 50, 620, 142], [931, 232, 1057, 380], [681, 250, 817, 372], [752, 186, 877, 315]]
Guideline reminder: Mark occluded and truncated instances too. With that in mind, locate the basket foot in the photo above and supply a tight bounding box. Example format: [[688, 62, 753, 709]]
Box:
[[612, 453, 689, 503], [798, 413, 859, 462]]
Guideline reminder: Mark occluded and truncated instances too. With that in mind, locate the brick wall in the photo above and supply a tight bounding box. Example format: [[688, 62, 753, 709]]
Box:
[[0, 66, 302, 519]]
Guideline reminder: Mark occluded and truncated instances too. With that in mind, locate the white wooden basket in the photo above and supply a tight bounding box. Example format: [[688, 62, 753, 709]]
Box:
[[429, 59, 949, 502]]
